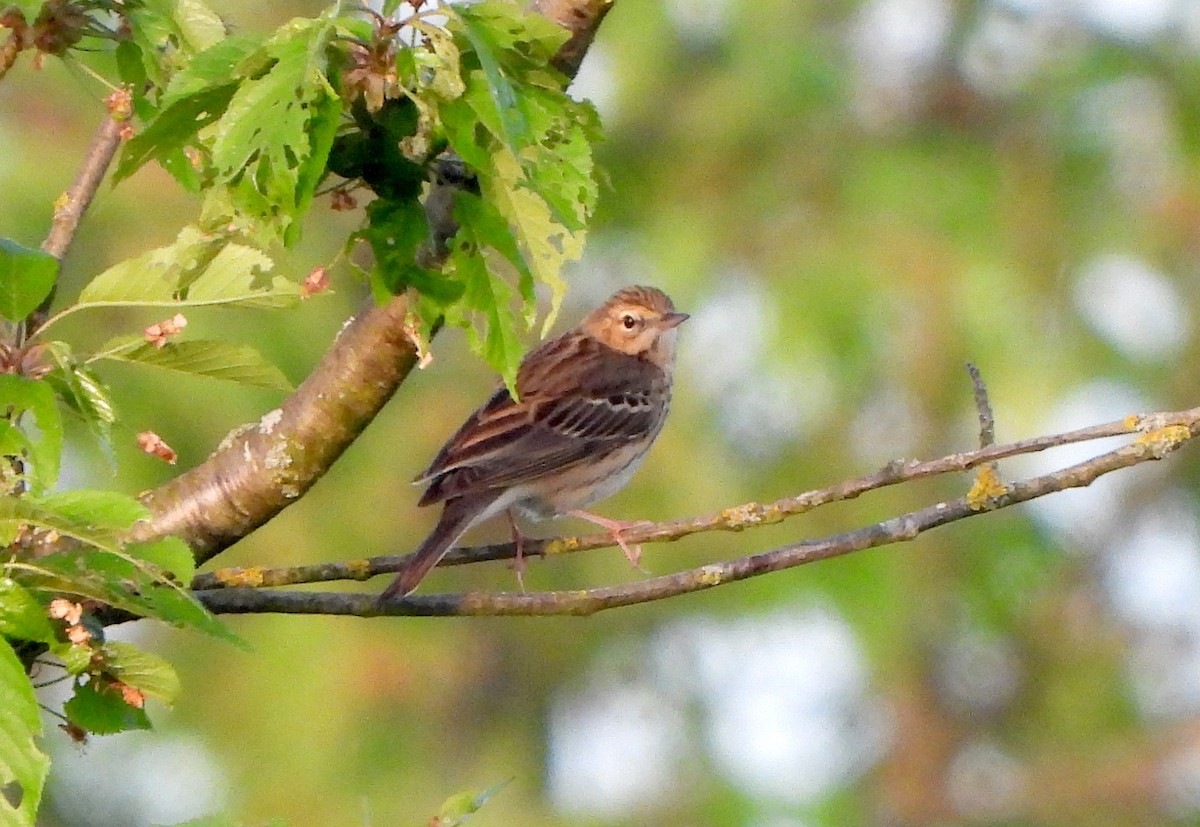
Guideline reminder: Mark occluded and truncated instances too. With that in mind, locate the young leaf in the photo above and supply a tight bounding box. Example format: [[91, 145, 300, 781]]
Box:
[[0, 375, 63, 494], [0, 638, 49, 827], [98, 340, 292, 391], [64, 679, 151, 735], [0, 578, 55, 645], [434, 778, 512, 827], [0, 239, 58, 323], [102, 641, 181, 706], [43, 342, 117, 443]]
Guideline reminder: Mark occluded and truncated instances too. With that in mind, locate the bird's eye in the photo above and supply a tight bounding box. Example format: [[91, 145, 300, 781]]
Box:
[[621, 314, 637, 330]]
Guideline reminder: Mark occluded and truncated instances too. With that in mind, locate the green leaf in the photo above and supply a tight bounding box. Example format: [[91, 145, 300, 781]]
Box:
[[0, 375, 63, 494], [43, 343, 117, 444], [0, 579, 55, 645], [102, 641, 180, 706], [64, 679, 151, 735], [33, 549, 242, 645], [99, 340, 292, 391], [0, 239, 58, 322], [207, 13, 341, 240], [0, 638, 48, 826], [36, 490, 149, 532], [52, 641, 94, 676], [360, 199, 463, 301], [445, 196, 526, 393], [0, 495, 122, 553], [435, 778, 512, 827], [116, 83, 238, 185], [76, 225, 294, 310], [172, 0, 226, 52], [129, 537, 196, 583]]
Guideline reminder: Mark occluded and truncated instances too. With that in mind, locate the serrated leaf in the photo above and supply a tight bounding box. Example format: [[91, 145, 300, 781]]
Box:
[[0, 579, 55, 645], [36, 491, 149, 532], [207, 13, 340, 240], [0, 638, 48, 826], [162, 34, 263, 104], [102, 641, 180, 706], [100, 340, 292, 391], [116, 83, 238, 185], [0, 495, 122, 553], [43, 343, 117, 445], [64, 679, 151, 735], [52, 641, 93, 675], [0, 239, 58, 323], [77, 226, 293, 310], [445, 202, 525, 393], [33, 549, 242, 645], [453, 10, 533, 154], [0, 375, 62, 494], [185, 243, 299, 308]]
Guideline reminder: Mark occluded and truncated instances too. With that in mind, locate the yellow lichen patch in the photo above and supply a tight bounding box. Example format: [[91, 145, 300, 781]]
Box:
[[966, 465, 1008, 510], [213, 567, 265, 587], [1123, 414, 1141, 431], [543, 537, 575, 556], [721, 502, 767, 530], [345, 559, 372, 579], [1134, 424, 1192, 458], [697, 565, 724, 586]]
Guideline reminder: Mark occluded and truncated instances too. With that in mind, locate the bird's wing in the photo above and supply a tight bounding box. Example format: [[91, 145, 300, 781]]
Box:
[[416, 337, 667, 505]]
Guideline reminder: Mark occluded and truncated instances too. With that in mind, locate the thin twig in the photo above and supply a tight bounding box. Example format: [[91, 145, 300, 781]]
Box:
[[191, 406, 1193, 591], [194, 415, 1196, 617], [967, 362, 994, 448], [27, 114, 125, 334]]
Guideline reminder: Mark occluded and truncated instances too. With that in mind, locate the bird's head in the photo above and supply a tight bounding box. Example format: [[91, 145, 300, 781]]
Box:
[[581, 285, 688, 364]]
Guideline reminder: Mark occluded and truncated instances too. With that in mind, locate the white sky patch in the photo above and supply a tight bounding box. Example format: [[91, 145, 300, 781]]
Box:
[[1073, 253, 1189, 361]]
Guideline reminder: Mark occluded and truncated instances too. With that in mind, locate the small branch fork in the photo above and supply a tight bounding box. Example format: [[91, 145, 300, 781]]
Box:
[[191, 405, 1200, 618]]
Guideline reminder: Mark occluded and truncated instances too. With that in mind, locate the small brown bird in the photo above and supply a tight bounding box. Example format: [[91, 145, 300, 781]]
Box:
[[378, 285, 688, 600]]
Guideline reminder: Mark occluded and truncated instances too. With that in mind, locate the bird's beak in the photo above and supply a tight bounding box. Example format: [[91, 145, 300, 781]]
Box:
[[659, 312, 689, 329]]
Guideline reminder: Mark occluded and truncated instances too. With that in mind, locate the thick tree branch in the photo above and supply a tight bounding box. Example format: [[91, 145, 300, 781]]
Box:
[[130, 295, 420, 563], [189, 407, 1199, 617]]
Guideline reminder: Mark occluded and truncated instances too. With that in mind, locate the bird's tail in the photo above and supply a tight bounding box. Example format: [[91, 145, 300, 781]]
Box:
[[377, 494, 494, 603]]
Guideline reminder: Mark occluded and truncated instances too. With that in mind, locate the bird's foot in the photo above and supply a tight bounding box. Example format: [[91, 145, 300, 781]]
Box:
[[567, 510, 653, 571], [506, 509, 529, 592]]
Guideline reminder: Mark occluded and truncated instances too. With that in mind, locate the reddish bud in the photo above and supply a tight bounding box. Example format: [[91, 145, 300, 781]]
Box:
[[137, 431, 178, 464]]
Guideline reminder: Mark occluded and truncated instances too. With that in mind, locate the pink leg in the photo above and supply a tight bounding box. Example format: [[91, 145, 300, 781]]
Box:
[[506, 509, 528, 592], [567, 510, 651, 570]]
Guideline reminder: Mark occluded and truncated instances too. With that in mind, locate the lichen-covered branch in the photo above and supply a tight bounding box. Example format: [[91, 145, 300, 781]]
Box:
[[189, 407, 1200, 617], [191, 407, 1192, 590]]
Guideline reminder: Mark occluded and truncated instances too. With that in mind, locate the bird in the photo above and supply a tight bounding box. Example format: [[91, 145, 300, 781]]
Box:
[[377, 285, 688, 601]]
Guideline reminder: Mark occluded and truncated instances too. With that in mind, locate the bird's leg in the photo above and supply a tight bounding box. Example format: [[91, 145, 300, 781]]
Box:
[[506, 509, 528, 591], [567, 510, 652, 570]]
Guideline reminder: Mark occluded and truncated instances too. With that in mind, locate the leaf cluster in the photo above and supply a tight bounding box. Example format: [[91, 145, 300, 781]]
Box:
[[1, 0, 604, 822]]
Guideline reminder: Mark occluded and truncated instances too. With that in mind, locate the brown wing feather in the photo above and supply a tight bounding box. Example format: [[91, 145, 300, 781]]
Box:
[[417, 334, 668, 506]]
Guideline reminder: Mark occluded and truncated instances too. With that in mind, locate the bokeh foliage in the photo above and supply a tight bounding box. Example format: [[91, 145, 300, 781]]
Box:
[[5, 1, 1200, 826]]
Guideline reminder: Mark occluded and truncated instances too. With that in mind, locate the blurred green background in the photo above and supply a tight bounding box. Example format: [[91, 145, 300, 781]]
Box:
[[7, 0, 1200, 824]]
